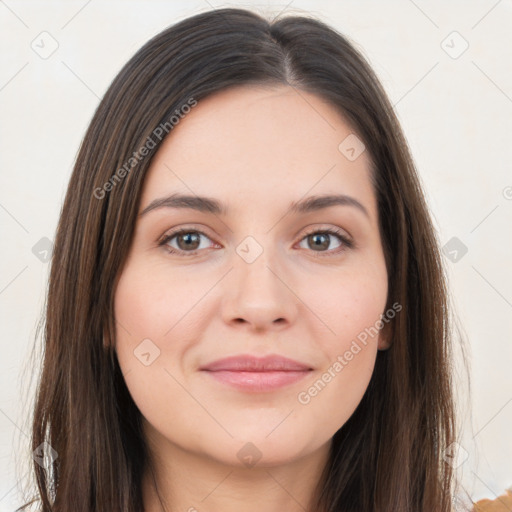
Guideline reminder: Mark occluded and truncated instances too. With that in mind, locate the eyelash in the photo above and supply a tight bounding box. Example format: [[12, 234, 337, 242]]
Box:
[[158, 226, 354, 258]]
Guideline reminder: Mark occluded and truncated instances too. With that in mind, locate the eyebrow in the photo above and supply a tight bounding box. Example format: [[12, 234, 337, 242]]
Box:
[[139, 193, 369, 218]]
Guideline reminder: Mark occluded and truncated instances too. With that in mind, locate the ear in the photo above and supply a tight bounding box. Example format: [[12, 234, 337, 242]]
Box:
[[102, 327, 114, 350], [377, 320, 392, 351]]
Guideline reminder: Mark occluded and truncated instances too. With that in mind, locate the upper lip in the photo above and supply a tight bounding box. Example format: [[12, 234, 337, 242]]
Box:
[[200, 354, 313, 372]]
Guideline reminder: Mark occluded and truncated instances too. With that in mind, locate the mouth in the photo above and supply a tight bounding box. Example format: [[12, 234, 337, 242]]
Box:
[[199, 354, 313, 392]]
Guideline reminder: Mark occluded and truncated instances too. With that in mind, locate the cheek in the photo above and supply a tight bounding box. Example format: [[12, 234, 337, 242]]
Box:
[[293, 267, 386, 422], [112, 262, 182, 393], [312, 265, 388, 350], [112, 263, 191, 433], [113, 260, 200, 343]]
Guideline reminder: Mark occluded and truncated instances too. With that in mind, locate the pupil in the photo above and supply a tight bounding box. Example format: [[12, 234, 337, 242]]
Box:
[[311, 233, 328, 250], [180, 232, 199, 249]]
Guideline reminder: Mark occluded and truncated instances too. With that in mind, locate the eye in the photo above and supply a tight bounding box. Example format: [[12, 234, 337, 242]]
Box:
[[158, 226, 353, 257], [296, 227, 353, 256], [158, 228, 217, 256]]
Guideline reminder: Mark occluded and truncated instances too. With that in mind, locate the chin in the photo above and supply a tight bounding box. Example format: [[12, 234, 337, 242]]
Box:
[[207, 431, 316, 469]]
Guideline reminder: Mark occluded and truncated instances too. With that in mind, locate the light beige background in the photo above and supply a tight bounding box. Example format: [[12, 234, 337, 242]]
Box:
[[1, 1, 511, 509]]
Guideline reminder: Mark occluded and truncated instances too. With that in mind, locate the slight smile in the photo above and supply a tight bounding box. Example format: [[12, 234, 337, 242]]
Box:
[[199, 354, 314, 393]]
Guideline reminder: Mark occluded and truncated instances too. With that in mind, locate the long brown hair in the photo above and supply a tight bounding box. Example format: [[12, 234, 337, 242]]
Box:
[[18, 7, 470, 511]]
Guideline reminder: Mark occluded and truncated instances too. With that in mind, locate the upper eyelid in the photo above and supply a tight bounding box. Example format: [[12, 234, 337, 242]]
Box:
[[160, 224, 350, 239]]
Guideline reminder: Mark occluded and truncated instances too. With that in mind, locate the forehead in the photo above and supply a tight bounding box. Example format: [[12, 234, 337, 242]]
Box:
[[140, 84, 376, 220]]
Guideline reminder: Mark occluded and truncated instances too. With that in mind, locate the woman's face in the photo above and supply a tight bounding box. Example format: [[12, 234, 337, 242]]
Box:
[[114, 84, 390, 468]]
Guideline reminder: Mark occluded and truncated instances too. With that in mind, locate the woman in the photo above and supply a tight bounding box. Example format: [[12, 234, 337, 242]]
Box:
[[18, 7, 471, 512]]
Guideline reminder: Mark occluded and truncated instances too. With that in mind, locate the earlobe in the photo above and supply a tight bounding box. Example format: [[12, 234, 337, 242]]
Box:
[[377, 322, 392, 350], [102, 331, 112, 350], [378, 336, 392, 351]]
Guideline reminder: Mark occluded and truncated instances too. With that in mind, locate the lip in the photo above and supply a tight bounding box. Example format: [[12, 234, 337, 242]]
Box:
[[200, 354, 313, 372], [200, 354, 313, 392]]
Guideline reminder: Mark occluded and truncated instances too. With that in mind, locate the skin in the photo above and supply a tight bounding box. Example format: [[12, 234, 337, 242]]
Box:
[[114, 84, 391, 512]]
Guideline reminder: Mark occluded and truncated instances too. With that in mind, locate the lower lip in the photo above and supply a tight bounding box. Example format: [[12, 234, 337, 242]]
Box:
[[201, 370, 311, 392]]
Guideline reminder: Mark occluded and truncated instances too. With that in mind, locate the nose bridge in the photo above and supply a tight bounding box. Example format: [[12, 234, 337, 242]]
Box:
[[222, 233, 297, 330]]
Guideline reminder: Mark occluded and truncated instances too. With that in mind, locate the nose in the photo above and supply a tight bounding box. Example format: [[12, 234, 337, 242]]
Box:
[[221, 249, 298, 333]]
